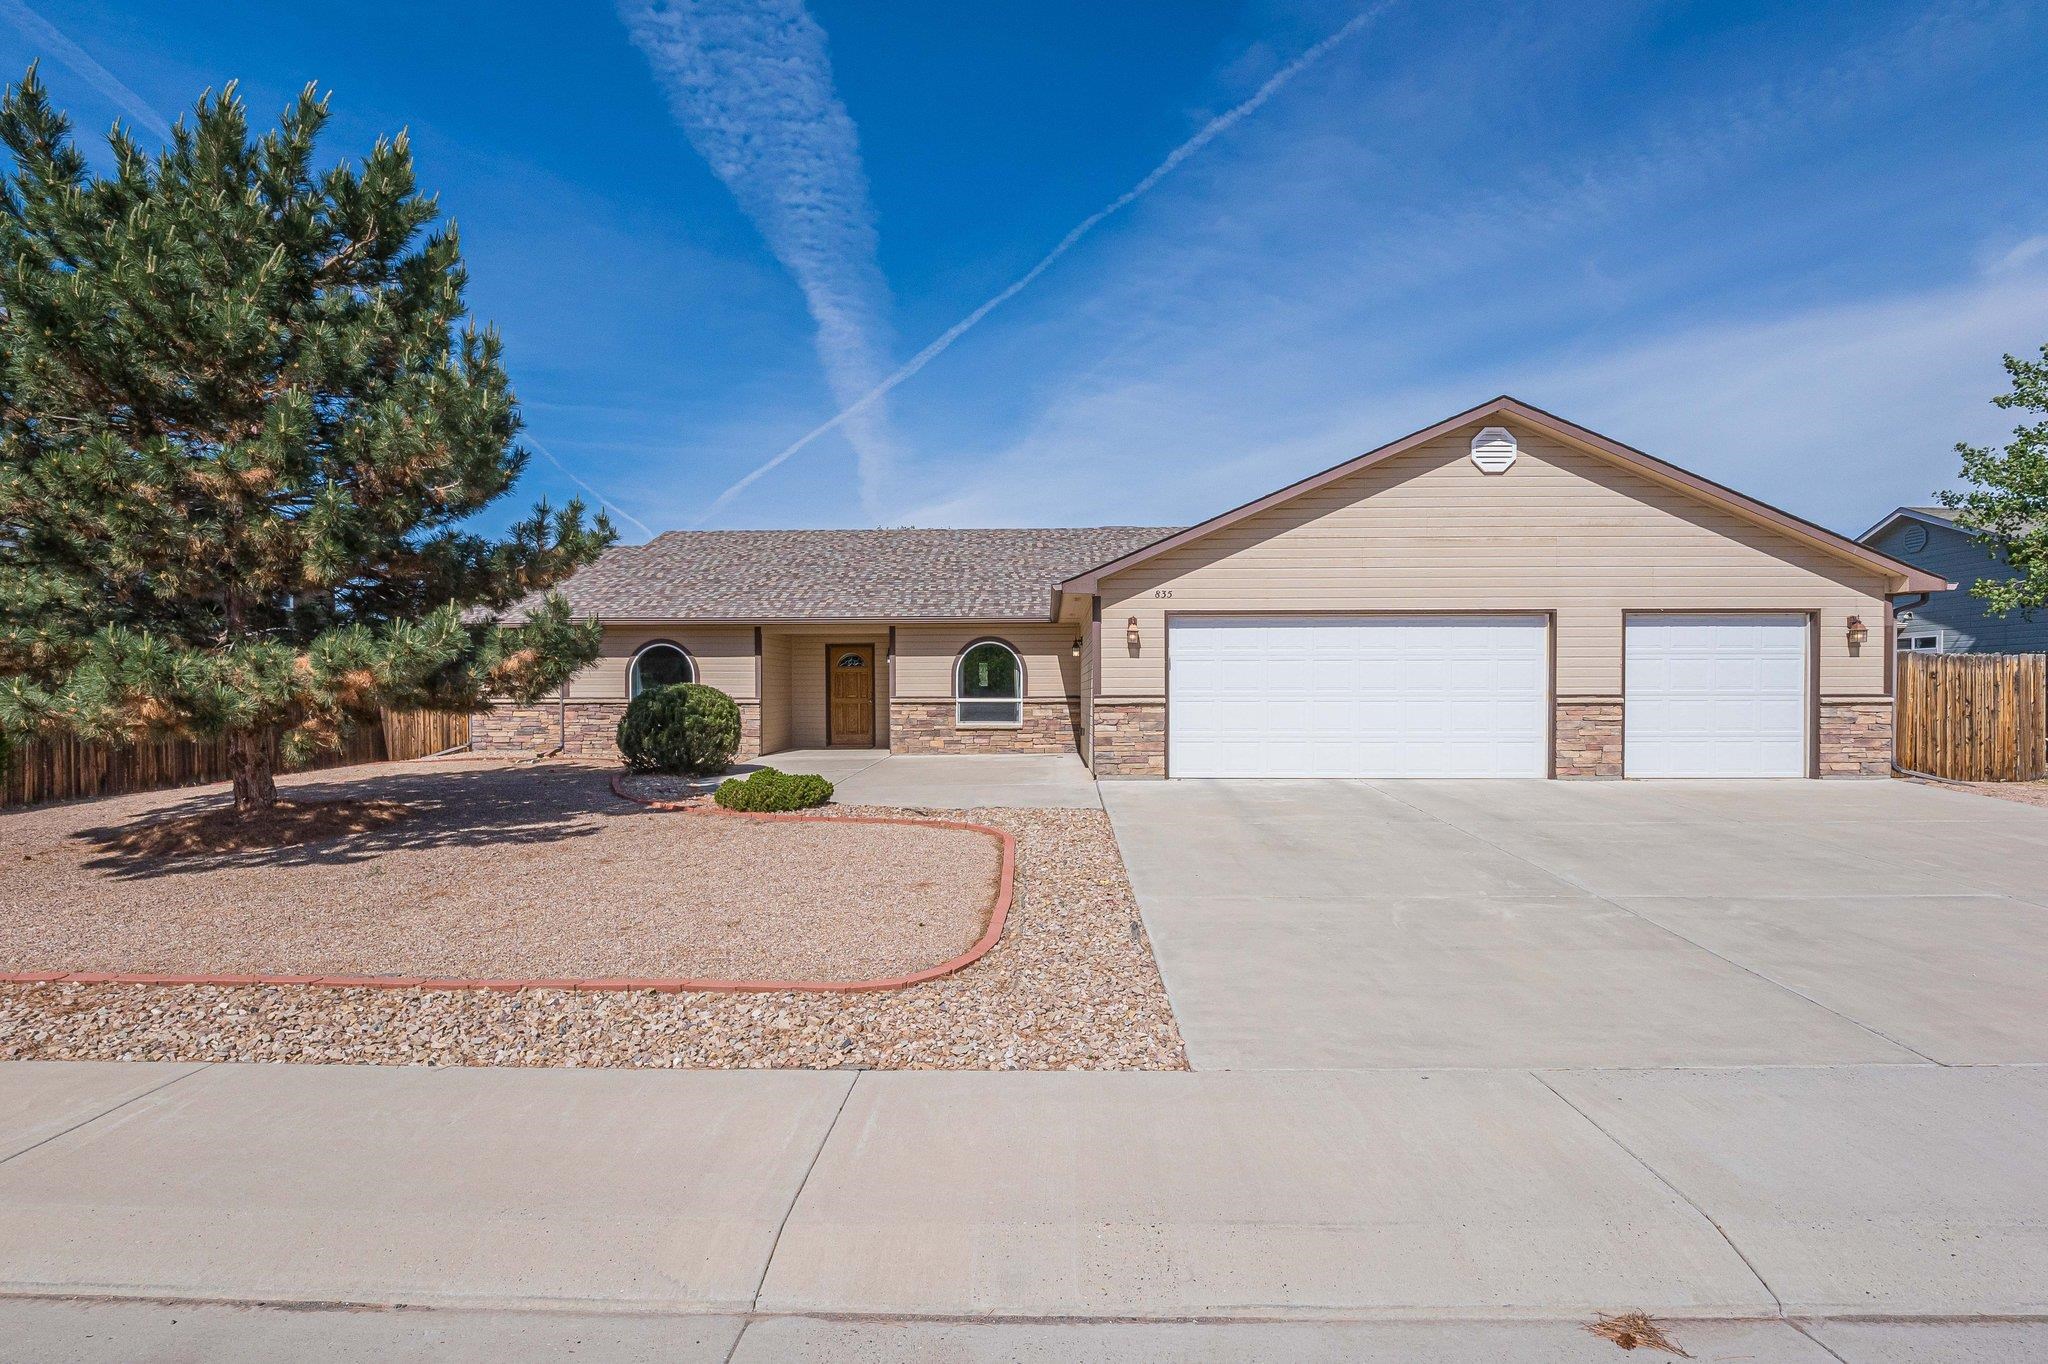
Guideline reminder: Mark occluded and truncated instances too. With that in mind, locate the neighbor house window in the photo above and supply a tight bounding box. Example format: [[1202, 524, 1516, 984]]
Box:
[[629, 642, 694, 697], [1895, 633, 1941, 653], [956, 640, 1023, 726]]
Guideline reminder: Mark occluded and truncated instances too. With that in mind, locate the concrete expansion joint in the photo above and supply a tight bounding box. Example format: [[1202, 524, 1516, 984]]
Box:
[[0, 1063, 211, 1172], [749, 1069, 860, 1319], [1530, 1072, 1788, 1321]]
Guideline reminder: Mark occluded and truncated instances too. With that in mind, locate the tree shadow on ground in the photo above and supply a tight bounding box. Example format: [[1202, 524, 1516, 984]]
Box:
[[72, 761, 650, 880]]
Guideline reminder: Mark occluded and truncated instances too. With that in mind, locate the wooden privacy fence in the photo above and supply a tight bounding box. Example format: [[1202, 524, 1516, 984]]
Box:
[[1895, 652, 2048, 782], [1, 709, 471, 810], [380, 708, 471, 762]]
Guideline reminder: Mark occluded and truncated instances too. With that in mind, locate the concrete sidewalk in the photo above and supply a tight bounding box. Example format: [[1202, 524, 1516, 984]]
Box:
[[1, 1059, 2043, 1356]]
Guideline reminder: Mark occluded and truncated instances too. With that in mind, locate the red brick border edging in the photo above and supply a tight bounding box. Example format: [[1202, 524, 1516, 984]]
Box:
[[0, 782, 1014, 997]]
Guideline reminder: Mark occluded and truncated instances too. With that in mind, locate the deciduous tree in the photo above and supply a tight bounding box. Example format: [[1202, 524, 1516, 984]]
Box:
[[1944, 345, 2048, 618]]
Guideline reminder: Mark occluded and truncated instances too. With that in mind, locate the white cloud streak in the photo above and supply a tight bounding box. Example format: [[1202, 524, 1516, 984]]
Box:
[[525, 436, 656, 541], [0, 0, 170, 141], [693, 1, 1394, 524], [619, 0, 897, 515]]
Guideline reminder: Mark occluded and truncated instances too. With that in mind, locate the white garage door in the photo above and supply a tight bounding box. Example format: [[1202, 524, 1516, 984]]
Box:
[[1624, 615, 1809, 778], [1167, 615, 1549, 778]]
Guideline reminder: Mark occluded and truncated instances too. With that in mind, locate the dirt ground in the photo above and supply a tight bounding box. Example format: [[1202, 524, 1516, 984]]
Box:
[[1, 758, 997, 983], [1904, 775, 2048, 810]]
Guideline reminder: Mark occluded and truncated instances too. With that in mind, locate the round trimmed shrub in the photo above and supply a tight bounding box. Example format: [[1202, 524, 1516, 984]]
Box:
[[615, 683, 741, 775], [713, 767, 834, 812]]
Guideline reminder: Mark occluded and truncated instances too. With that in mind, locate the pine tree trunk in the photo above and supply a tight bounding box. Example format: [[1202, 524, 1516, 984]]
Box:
[[227, 729, 278, 816]]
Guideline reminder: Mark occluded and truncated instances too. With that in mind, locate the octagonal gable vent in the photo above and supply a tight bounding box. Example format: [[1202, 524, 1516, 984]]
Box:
[[1899, 522, 1929, 554], [1470, 426, 1517, 474]]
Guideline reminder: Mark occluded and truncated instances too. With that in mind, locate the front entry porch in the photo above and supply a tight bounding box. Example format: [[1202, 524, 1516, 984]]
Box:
[[758, 626, 894, 755]]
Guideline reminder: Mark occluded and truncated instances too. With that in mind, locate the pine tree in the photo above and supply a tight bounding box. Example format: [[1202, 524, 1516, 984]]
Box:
[[0, 69, 615, 814], [1943, 345, 2048, 619]]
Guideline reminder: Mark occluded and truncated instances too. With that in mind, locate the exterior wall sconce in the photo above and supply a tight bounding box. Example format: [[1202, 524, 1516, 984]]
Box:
[[1846, 616, 1868, 649], [1071, 637, 1083, 657], [1126, 616, 1140, 651]]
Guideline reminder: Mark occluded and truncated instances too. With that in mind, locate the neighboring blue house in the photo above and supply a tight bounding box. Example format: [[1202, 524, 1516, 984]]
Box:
[[1858, 506, 2048, 654]]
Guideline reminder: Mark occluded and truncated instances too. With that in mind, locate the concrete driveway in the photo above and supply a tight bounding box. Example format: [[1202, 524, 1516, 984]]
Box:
[[1101, 777, 2048, 1071]]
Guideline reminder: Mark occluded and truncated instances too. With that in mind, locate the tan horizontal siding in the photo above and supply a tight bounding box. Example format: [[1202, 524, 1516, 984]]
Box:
[[566, 625, 757, 701], [1097, 423, 1890, 699], [893, 623, 1081, 700], [759, 631, 792, 753]]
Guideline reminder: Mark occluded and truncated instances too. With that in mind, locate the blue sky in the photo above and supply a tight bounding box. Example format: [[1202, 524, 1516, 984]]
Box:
[[3, 0, 2045, 544]]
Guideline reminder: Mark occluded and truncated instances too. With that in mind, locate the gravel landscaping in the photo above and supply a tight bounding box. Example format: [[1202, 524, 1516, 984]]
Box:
[[1, 759, 998, 983], [0, 761, 1187, 1069]]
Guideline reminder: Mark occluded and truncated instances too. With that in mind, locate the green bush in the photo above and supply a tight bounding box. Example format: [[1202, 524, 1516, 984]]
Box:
[[615, 683, 741, 775], [713, 767, 834, 812]]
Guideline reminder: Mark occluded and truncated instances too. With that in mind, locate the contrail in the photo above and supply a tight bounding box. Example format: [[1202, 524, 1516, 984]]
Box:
[[0, 0, 171, 141], [696, 2, 1390, 523], [526, 436, 657, 541], [620, 0, 899, 519]]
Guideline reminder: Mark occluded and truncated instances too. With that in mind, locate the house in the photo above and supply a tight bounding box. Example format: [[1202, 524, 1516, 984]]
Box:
[[479, 396, 1944, 779], [1857, 505, 2048, 655]]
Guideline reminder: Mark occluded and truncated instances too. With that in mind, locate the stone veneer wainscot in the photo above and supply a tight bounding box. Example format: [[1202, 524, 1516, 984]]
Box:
[[890, 700, 1082, 755], [1090, 701, 1166, 777], [1818, 699, 1892, 778], [1554, 701, 1624, 778], [472, 699, 761, 764]]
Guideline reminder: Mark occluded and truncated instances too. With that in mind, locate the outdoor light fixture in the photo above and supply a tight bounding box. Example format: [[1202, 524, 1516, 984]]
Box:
[[1126, 616, 1141, 650], [1071, 637, 1083, 657], [1847, 616, 1868, 648]]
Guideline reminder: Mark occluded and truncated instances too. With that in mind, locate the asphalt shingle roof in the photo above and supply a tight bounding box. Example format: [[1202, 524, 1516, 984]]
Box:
[[506, 527, 1181, 622]]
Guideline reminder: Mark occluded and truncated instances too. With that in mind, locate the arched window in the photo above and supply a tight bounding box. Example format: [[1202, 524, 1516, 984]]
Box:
[[955, 639, 1023, 726], [629, 641, 695, 697]]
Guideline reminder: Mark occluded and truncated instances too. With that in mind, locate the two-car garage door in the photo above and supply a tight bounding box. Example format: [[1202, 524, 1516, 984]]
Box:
[[1168, 616, 1550, 778], [1166, 613, 1811, 779]]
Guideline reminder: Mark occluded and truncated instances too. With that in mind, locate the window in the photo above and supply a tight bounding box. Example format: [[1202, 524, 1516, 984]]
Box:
[[955, 640, 1023, 726], [628, 642, 694, 697], [1896, 633, 1941, 653]]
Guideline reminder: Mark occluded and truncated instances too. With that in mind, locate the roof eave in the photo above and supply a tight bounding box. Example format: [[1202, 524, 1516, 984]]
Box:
[[549, 611, 1069, 626]]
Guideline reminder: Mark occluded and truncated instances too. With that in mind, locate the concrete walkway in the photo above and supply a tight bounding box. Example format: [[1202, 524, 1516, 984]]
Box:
[[0, 1059, 2042, 1358], [751, 749, 1103, 808]]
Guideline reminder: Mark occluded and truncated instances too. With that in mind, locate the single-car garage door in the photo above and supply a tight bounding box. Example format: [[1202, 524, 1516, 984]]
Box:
[[1624, 614, 1809, 778], [1167, 615, 1549, 778]]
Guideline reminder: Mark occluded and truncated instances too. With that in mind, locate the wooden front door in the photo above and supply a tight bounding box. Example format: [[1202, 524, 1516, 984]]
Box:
[[826, 643, 876, 747]]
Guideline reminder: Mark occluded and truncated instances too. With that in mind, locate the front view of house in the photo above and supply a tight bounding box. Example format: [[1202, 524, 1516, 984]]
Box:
[[477, 397, 1945, 779]]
